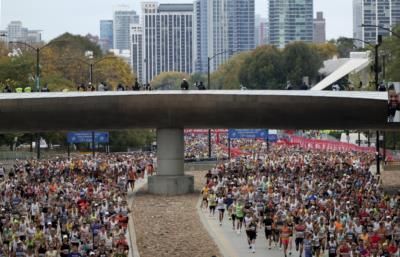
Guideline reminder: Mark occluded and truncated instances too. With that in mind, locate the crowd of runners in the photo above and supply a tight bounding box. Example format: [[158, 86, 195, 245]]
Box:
[[201, 144, 400, 257], [0, 153, 155, 257]]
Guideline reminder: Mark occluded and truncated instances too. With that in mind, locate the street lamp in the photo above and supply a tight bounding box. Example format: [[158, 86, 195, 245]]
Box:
[[9, 40, 64, 160], [207, 49, 234, 90], [206, 50, 234, 158], [361, 24, 400, 39], [73, 55, 118, 85], [9, 40, 64, 92], [346, 36, 383, 175]]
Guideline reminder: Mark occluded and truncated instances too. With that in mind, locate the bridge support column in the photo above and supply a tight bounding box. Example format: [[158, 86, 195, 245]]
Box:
[[148, 128, 194, 195]]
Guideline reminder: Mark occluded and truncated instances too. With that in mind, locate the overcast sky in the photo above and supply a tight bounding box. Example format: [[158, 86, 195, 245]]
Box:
[[1, 0, 353, 41]]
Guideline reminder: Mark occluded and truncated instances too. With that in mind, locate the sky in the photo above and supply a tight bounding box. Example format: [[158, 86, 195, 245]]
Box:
[[1, 0, 353, 41]]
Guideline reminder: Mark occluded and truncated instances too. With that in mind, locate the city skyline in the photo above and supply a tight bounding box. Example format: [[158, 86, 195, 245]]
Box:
[[1, 0, 352, 41]]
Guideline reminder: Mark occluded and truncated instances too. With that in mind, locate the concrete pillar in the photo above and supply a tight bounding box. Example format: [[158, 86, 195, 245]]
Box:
[[148, 128, 194, 195]]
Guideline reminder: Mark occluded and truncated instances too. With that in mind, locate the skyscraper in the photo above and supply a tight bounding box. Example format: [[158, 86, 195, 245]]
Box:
[[130, 24, 143, 82], [193, 0, 209, 73], [268, 0, 314, 48], [313, 12, 326, 43], [193, 0, 255, 73], [142, 2, 193, 83], [113, 6, 139, 51], [353, 0, 400, 47], [100, 20, 113, 53]]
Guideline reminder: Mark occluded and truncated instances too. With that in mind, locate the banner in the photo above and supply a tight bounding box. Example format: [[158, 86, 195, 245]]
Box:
[[289, 136, 375, 153], [67, 132, 109, 144], [228, 129, 268, 139]]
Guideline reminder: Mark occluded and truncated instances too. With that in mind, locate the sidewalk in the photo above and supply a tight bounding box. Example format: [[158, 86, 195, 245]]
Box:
[[127, 176, 148, 257]]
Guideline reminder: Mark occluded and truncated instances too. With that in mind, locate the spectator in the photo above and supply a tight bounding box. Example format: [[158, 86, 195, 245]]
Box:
[[117, 83, 125, 91], [41, 83, 50, 92], [98, 82, 105, 91], [133, 78, 140, 91], [15, 86, 23, 93], [24, 85, 32, 93], [87, 82, 96, 91], [197, 81, 206, 90], [77, 83, 86, 91], [181, 79, 189, 90], [2, 84, 12, 93]]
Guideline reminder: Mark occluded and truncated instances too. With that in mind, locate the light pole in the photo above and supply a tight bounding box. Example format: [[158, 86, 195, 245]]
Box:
[[73, 55, 117, 86], [9, 40, 64, 160], [207, 50, 233, 158], [9, 40, 64, 92], [361, 24, 400, 39], [207, 50, 233, 90], [347, 36, 382, 174]]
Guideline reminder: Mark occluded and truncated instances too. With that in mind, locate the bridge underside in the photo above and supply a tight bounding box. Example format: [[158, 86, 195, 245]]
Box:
[[0, 91, 395, 132], [0, 91, 396, 195]]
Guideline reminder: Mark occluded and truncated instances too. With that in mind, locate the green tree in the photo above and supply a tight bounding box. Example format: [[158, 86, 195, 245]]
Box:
[[333, 37, 357, 58], [212, 51, 250, 89], [238, 45, 285, 89], [283, 42, 323, 87], [381, 25, 400, 82], [109, 130, 155, 152]]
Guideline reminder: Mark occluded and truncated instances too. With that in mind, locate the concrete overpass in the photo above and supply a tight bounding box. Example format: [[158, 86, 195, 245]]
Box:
[[0, 90, 396, 195]]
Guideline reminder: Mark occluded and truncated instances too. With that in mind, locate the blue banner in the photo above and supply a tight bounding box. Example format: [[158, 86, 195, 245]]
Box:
[[228, 129, 268, 139], [67, 132, 109, 144]]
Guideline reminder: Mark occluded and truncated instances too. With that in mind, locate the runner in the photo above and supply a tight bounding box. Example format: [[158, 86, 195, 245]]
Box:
[[264, 213, 274, 250], [281, 221, 292, 257], [216, 193, 226, 226], [245, 213, 258, 253], [295, 219, 306, 257]]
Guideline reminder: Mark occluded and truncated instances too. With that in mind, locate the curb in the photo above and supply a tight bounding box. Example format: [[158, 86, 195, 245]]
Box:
[[128, 177, 148, 257], [196, 197, 239, 257]]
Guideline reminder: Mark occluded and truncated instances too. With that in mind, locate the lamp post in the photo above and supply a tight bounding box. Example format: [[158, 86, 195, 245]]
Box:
[[9, 40, 64, 160], [206, 50, 233, 158], [347, 36, 382, 174], [207, 50, 233, 90], [74, 55, 117, 158], [9, 40, 64, 92], [361, 24, 400, 39]]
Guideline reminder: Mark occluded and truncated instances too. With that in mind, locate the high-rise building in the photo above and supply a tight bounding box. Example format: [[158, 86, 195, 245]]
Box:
[[193, 0, 255, 73], [269, 0, 314, 48], [313, 12, 326, 43], [0, 21, 42, 44], [142, 2, 193, 83], [100, 20, 113, 53], [255, 15, 269, 46], [130, 24, 143, 82], [113, 6, 139, 51], [193, 0, 208, 73], [353, 0, 400, 47]]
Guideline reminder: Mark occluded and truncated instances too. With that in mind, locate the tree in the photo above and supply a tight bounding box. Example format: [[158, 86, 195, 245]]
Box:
[[238, 46, 285, 89], [283, 42, 323, 87], [93, 56, 135, 89], [109, 130, 155, 152], [381, 25, 400, 82], [151, 72, 191, 90], [334, 37, 357, 58], [212, 51, 250, 89], [311, 42, 338, 60]]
